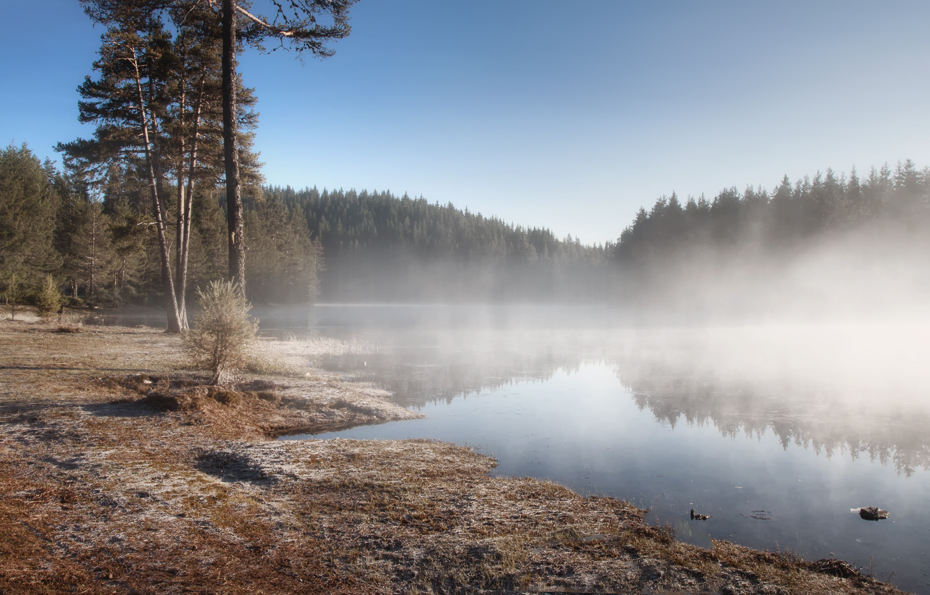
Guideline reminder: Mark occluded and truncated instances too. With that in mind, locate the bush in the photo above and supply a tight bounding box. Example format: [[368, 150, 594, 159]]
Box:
[[35, 275, 63, 320], [184, 281, 258, 385]]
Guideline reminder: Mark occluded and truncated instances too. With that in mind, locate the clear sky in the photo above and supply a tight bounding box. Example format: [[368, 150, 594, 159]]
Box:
[[3, 0, 930, 245]]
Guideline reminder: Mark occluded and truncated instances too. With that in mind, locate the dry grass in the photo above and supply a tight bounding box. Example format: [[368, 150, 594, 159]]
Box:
[[0, 313, 910, 595], [246, 334, 373, 377]]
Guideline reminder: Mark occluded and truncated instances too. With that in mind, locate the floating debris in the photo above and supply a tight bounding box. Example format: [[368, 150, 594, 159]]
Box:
[[853, 506, 890, 521], [690, 509, 711, 521]]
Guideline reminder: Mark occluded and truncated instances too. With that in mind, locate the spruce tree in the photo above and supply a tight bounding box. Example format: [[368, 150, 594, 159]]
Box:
[[0, 144, 61, 301]]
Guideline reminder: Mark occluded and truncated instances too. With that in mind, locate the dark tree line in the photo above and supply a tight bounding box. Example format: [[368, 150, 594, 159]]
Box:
[[613, 161, 930, 319], [0, 143, 321, 312], [2, 145, 610, 310], [7, 139, 929, 313], [263, 186, 615, 302]]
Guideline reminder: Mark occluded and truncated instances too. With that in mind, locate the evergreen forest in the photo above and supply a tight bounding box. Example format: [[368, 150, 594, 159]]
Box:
[[263, 186, 613, 302], [0, 142, 609, 309], [4, 138, 930, 321], [615, 161, 930, 320]]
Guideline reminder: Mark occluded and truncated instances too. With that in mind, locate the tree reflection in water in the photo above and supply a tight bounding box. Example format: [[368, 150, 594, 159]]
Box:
[[321, 324, 930, 476]]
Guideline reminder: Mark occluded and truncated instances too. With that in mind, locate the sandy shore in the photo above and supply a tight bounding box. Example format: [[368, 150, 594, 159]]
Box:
[[0, 313, 908, 594]]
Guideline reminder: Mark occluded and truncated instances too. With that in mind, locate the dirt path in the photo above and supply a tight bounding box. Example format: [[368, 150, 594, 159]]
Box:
[[0, 318, 908, 594]]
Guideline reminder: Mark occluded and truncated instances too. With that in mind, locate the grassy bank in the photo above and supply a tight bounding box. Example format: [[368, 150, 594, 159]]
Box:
[[0, 312, 908, 594]]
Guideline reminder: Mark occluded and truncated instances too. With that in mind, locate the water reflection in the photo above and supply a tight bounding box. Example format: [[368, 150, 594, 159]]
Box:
[[316, 334, 575, 408], [624, 372, 930, 477], [612, 325, 930, 477], [290, 361, 930, 594], [315, 324, 930, 477]]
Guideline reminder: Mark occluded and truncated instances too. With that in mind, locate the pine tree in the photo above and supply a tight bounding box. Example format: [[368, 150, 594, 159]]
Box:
[[106, 195, 151, 304], [61, 7, 261, 330], [66, 201, 115, 304], [79, 0, 358, 296], [35, 275, 64, 320], [0, 144, 61, 304]]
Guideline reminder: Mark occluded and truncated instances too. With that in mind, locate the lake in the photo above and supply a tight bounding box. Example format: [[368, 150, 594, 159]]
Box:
[[114, 304, 930, 593]]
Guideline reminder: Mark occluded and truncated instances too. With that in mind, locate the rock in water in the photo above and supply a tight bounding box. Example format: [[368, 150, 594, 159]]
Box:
[[856, 506, 890, 521]]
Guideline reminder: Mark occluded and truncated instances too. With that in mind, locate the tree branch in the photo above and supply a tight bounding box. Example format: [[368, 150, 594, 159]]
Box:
[[234, 5, 295, 37]]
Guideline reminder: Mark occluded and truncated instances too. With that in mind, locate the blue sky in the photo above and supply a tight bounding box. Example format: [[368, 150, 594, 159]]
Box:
[[3, 1, 930, 244]]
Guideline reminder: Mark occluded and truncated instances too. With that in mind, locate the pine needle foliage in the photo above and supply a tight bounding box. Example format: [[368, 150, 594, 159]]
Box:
[[184, 280, 257, 385], [35, 275, 63, 320]]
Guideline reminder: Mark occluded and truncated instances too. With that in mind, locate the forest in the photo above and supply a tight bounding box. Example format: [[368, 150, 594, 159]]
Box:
[[0, 142, 613, 308], [3, 141, 929, 317], [263, 185, 613, 302], [0, 142, 320, 310], [615, 161, 930, 321]]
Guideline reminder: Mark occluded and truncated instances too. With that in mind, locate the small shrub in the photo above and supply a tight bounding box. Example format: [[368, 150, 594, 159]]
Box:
[[35, 275, 63, 320], [183, 281, 258, 385]]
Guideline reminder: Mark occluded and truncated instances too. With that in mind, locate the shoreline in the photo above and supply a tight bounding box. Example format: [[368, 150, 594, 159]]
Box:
[[0, 315, 909, 594]]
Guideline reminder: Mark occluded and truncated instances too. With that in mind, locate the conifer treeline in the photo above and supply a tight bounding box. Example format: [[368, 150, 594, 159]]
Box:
[[4, 140, 929, 312], [263, 186, 614, 302], [1, 143, 612, 308], [0, 143, 321, 309], [615, 160, 930, 318]]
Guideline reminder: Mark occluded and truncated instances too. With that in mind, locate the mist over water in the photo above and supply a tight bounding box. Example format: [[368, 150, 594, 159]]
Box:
[[262, 302, 930, 594]]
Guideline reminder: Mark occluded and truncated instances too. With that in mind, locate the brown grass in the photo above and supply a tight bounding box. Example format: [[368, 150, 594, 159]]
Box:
[[0, 314, 910, 595]]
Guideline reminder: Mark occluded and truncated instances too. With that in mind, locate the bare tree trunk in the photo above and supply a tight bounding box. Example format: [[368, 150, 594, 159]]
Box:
[[130, 47, 183, 333], [88, 205, 97, 299], [175, 54, 189, 330], [177, 71, 206, 330], [223, 0, 246, 295]]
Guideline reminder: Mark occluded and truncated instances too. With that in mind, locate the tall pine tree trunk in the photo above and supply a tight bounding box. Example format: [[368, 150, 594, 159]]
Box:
[[88, 205, 97, 300], [175, 63, 189, 330], [223, 0, 246, 294], [181, 73, 206, 328], [130, 48, 183, 334]]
